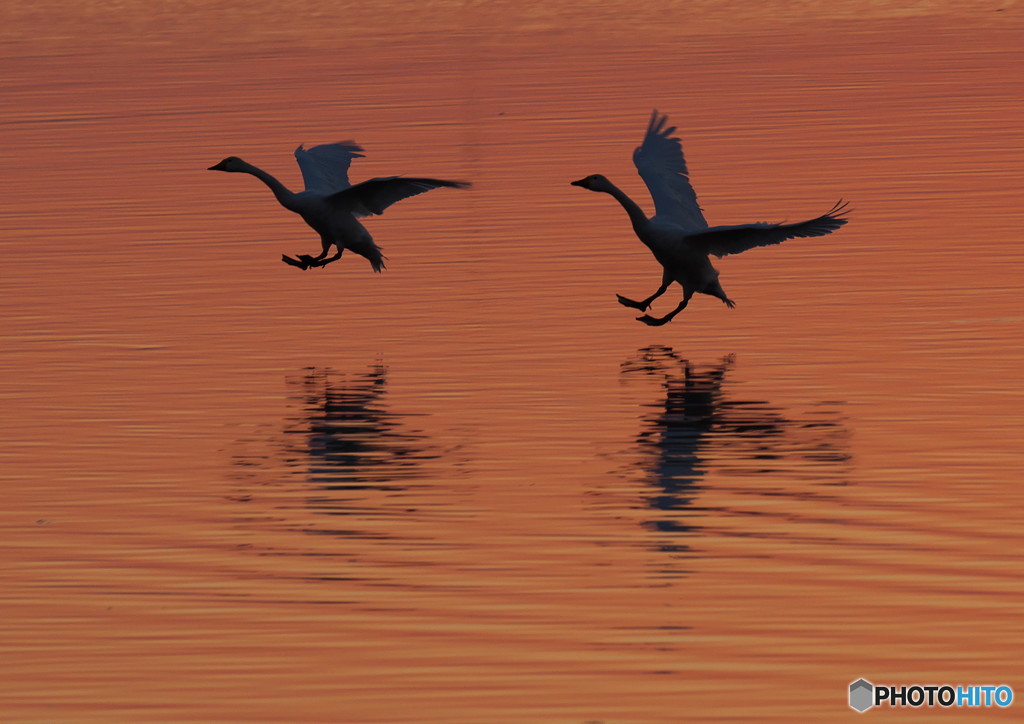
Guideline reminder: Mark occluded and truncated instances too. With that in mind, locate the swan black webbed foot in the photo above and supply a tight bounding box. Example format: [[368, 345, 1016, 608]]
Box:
[[282, 254, 310, 270], [617, 294, 650, 311], [297, 254, 324, 268], [636, 314, 672, 326]]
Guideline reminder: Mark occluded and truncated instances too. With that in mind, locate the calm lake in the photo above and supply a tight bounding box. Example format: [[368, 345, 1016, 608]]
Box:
[[2, 1, 1022, 720]]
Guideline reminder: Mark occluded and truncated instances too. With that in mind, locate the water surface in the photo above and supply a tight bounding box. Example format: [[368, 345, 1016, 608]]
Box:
[[2, 2, 1022, 721]]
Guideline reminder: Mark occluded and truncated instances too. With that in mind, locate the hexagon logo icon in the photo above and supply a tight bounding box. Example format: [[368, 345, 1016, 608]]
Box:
[[849, 679, 874, 712]]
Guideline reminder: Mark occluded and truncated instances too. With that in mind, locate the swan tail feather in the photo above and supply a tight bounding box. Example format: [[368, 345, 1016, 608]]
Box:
[[368, 248, 387, 273]]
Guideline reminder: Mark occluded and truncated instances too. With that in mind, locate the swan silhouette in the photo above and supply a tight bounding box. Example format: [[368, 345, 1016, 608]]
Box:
[[209, 142, 469, 271], [571, 111, 849, 325]]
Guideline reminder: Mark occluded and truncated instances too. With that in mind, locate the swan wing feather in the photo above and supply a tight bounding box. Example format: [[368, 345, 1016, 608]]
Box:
[[633, 110, 708, 232], [326, 176, 470, 216], [294, 141, 365, 194], [689, 201, 850, 257]]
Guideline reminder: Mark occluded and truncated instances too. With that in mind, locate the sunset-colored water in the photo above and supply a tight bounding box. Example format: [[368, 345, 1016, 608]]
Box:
[[2, 1, 1022, 721]]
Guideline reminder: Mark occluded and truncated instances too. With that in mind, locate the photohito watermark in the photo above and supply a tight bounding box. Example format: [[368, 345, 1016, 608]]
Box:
[[849, 679, 1013, 712]]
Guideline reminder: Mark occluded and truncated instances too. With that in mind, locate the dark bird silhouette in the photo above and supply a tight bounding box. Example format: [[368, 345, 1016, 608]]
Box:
[[571, 111, 849, 325], [209, 142, 469, 272]]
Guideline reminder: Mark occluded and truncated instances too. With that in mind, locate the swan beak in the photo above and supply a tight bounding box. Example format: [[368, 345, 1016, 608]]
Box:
[[570, 178, 586, 187], [208, 162, 224, 171]]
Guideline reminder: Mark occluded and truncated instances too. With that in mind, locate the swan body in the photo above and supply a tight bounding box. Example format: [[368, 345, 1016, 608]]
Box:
[[209, 142, 469, 272], [571, 111, 849, 325]]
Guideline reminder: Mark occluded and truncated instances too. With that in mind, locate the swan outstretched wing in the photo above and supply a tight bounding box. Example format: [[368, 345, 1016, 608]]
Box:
[[294, 141, 365, 194], [688, 201, 850, 257], [633, 110, 708, 232], [326, 177, 470, 216]]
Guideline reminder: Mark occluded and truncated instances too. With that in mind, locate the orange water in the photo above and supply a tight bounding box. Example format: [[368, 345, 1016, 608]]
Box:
[[2, 2, 1022, 721]]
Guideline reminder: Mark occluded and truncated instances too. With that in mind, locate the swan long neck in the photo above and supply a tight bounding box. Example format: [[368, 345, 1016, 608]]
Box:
[[604, 182, 649, 233], [241, 161, 295, 206]]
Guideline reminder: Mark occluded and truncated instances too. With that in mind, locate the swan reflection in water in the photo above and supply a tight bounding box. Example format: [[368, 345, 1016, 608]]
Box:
[[283, 364, 440, 492], [621, 346, 850, 539], [229, 364, 451, 540]]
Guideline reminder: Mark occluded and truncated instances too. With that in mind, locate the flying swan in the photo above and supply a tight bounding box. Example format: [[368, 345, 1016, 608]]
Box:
[[209, 142, 469, 271], [571, 111, 849, 325]]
